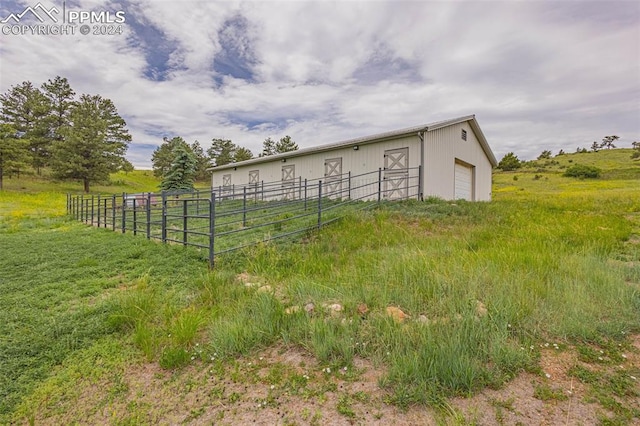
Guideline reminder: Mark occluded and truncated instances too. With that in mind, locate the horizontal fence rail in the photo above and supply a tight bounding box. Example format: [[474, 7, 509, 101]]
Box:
[[67, 166, 422, 268]]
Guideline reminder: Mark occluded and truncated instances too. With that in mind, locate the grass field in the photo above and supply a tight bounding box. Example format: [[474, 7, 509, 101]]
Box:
[[1, 150, 639, 425]]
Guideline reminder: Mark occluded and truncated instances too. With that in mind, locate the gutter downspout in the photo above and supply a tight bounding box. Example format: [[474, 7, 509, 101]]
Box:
[[418, 130, 425, 201]]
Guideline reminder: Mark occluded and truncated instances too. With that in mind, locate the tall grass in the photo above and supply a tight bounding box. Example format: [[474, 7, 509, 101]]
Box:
[[2, 149, 639, 421]]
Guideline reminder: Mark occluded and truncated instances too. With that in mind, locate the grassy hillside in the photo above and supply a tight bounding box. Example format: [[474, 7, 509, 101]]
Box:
[[1, 150, 639, 425]]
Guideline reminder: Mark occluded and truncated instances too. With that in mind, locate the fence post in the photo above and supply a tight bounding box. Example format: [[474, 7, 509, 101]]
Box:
[[196, 190, 200, 215], [161, 192, 167, 243], [90, 195, 94, 225], [183, 199, 188, 246], [348, 171, 352, 200], [377, 168, 382, 203], [121, 193, 126, 233], [209, 192, 216, 269], [242, 187, 247, 227], [317, 180, 322, 228], [103, 198, 107, 228], [304, 179, 308, 210], [80, 195, 84, 223], [146, 193, 151, 239], [97, 195, 101, 227], [111, 195, 116, 231], [298, 176, 302, 200], [133, 198, 137, 236], [261, 181, 264, 201]]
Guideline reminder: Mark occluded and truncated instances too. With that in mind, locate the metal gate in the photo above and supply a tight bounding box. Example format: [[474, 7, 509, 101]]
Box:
[[324, 157, 342, 199], [282, 165, 295, 200], [383, 147, 409, 200]]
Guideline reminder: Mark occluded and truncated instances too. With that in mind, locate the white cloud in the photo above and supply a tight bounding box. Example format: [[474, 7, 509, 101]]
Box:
[[0, 0, 638, 168]]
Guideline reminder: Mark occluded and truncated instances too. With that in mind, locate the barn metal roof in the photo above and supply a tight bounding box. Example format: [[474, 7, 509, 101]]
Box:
[[209, 114, 497, 171]]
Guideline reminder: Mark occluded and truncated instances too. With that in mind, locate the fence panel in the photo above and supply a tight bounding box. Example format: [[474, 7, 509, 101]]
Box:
[[67, 167, 421, 268]]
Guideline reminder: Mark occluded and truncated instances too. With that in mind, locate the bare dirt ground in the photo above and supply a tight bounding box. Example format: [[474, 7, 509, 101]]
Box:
[[26, 335, 640, 425]]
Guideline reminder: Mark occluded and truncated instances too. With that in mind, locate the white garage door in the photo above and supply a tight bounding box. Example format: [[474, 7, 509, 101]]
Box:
[[454, 162, 473, 201]]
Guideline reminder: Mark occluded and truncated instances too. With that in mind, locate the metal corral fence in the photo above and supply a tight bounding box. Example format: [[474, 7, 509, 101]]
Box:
[[67, 167, 422, 268]]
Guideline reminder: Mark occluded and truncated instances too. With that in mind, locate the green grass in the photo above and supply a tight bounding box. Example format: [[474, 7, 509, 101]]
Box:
[[1, 150, 639, 423]]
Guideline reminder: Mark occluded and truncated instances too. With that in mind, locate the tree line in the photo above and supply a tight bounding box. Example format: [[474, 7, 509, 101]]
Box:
[[497, 135, 639, 171], [0, 76, 132, 192], [0, 75, 301, 193], [152, 135, 298, 192]]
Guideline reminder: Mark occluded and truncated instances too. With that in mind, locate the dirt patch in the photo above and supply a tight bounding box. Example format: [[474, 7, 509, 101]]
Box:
[[22, 337, 640, 425]]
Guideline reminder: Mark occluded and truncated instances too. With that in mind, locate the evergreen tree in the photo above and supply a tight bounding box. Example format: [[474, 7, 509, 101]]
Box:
[[41, 76, 75, 142], [600, 135, 618, 149], [591, 141, 600, 152], [234, 146, 253, 162], [151, 136, 191, 178], [631, 141, 640, 159], [537, 150, 552, 160], [160, 144, 196, 192], [0, 81, 52, 174], [275, 135, 298, 153], [51, 94, 131, 192], [0, 123, 29, 190], [497, 152, 521, 171], [208, 138, 236, 166], [260, 137, 276, 157], [191, 140, 211, 180]]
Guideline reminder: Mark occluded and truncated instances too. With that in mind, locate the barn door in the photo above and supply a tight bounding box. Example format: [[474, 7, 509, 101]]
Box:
[[324, 157, 342, 199], [248, 170, 259, 184], [281, 165, 295, 200], [249, 170, 259, 201], [383, 147, 409, 200], [222, 174, 232, 198], [454, 161, 474, 201]]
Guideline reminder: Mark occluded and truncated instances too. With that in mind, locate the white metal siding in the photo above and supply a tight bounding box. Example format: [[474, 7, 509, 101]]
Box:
[[454, 162, 473, 201], [423, 122, 493, 201], [210, 118, 494, 202], [211, 135, 420, 200]]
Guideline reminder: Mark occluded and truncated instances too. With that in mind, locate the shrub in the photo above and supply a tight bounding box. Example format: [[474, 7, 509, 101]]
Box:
[[497, 152, 521, 171], [563, 164, 601, 179]]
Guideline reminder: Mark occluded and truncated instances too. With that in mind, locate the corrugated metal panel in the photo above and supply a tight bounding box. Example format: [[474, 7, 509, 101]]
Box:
[[207, 115, 496, 172], [210, 116, 495, 202]]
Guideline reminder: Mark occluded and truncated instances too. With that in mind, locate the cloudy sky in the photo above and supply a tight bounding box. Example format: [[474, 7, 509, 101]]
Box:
[[1, 0, 638, 168]]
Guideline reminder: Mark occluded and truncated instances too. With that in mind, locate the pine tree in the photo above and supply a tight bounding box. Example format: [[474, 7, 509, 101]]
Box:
[[208, 138, 236, 166], [151, 136, 191, 178], [191, 140, 211, 180], [160, 144, 197, 192], [51, 94, 131, 192], [275, 135, 298, 153], [497, 152, 521, 171], [260, 137, 276, 157], [234, 146, 253, 162], [0, 123, 29, 190], [41, 76, 75, 142], [0, 81, 52, 174]]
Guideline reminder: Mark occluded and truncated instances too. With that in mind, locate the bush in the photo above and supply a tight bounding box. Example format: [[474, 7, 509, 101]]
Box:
[[563, 164, 601, 179]]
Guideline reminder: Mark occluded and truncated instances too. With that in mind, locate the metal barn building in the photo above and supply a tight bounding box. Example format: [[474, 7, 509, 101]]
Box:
[[210, 115, 497, 202]]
